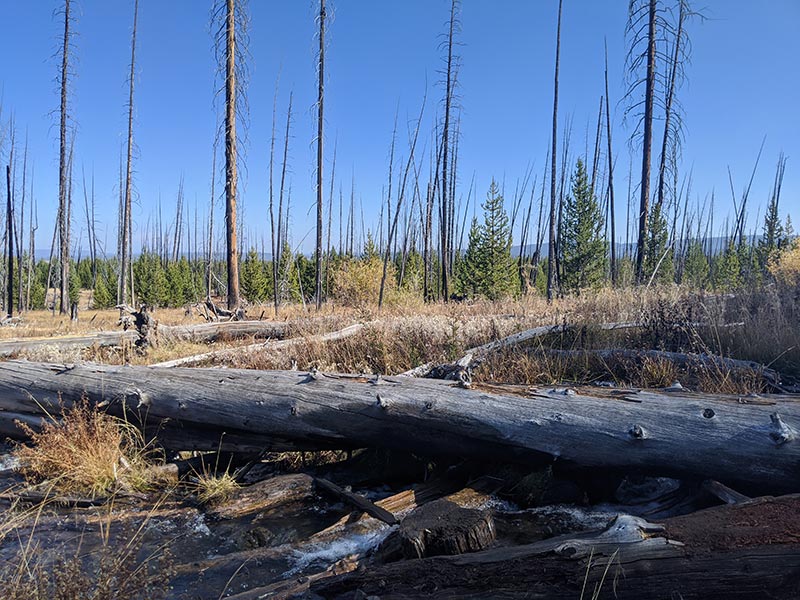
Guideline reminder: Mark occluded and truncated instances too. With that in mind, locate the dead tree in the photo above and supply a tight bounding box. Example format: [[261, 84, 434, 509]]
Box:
[[118, 0, 138, 305], [379, 95, 426, 309], [546, 0, 563, 302], [439, 0, 460, 302], [5, 165, 12, 318], [628, 0, 657, 283], [315, 0, 327, 310], [268, 77, 279, 315], [604, 40, 617, 284], [57, 0, 74, 314], [214, 0, 248, 310]]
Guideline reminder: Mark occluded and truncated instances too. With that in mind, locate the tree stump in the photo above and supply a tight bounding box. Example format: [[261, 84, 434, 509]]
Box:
[[385, 498, 496, 560]]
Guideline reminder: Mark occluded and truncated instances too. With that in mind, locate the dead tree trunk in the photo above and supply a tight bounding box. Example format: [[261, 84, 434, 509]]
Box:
[[315, 0, 326, 310], [634, 0, 657, 283], [1, 361, 798, 493], [57, 0, 73, 315], [223, 0, 240, 310], [547, 0, 563, 302], [5, 165, 13, 318], [119, 0, 138, 305]]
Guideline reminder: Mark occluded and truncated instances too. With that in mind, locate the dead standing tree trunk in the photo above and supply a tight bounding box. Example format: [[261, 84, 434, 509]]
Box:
[[119, 0, 138, 306], [439, 0, 459, 302], [633, 0, 657, 283], [604, 39, 617, 285], [222, 0, 241, 311], [546, 0, 562, 302], [315, 0, 327, 310], [57, 0, 73, 314], [5, 165, 12, 318]]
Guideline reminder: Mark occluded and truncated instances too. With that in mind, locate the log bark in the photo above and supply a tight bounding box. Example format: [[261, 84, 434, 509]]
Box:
[[312, 494, 800, 600], [1, 362, 799, 493]]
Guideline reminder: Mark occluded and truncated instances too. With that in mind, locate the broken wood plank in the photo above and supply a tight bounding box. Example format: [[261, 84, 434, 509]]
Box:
[[314, 477, 399, 526], [1, 361, 799, 493]]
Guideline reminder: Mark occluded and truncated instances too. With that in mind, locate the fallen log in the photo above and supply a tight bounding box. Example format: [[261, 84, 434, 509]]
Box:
[[0, 331, 138, 358], [540, 348, 783, 390], [315, 477, 399, 525], [313, 494, 800, 600], [1, 361, 799, 493], [151, 323, 366, 368]]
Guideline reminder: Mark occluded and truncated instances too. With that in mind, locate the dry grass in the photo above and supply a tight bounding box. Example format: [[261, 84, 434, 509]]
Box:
[[193, 471, 239, 506], [6, 285, 797, 392], [14, 400, 162, 497], [0, 536, 175, 600]]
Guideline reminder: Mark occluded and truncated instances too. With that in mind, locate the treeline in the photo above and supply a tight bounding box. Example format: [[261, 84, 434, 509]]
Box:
[[3, 160, 794, 313]]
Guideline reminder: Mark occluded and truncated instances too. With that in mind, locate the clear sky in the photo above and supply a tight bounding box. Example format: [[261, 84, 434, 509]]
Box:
[[0, 0, 798, 256]]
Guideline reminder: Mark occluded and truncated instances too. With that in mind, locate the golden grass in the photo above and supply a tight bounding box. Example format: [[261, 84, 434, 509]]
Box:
[[14, 400, 163, 497]]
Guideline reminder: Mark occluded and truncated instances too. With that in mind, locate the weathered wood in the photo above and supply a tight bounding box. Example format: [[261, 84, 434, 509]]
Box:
[[702, 479, 750, 504], [1, 361, 799, 493], [389, 498, 495, 559], [315, 477, 399, 526], [0, 331, 139, 357], [152, 323, 366, 368], [313, 495, 800, 600], [209, 473, 315, 519]]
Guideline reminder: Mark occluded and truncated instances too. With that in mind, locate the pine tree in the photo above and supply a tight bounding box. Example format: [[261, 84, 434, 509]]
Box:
[[455, 217, 483, 298], [682, 239, 709, 289], [561, 159, 606, 293], [713, 241, 742, 291], [478, 180, 517, 300], [92, 272, 114, 309], [241, 248, 269, 303], [644, 203, 673, 283], [758, 192, 784, 273]]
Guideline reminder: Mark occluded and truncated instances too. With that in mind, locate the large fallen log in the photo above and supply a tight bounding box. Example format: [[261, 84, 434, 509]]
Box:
[[312, 494, 800, 600], [1, 361, 799, 493]]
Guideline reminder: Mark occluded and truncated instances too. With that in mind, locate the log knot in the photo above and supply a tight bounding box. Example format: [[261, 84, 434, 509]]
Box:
[[703, 408, 716, 419], [376, 394, 389, 410], [770, 413, 796, 446], [629, 424, 648, 440]]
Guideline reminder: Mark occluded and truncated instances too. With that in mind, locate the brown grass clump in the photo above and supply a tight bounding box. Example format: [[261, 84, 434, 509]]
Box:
[[193, 471, 240, 506], [15, 400, 161, 497], [0, 532, 175, 600]]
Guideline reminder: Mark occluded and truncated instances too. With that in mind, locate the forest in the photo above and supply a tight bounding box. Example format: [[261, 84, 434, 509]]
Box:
[[0, 1, 799, 599]]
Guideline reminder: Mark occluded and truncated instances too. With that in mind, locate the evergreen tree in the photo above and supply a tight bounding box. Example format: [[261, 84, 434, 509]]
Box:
[[758, 194, 784, 273], [241, 248, 269, 303], [682, 239, 709, 289], [477, 180, 518, 300], [712, 241, 742, 291], [644, 203, 673, 283], [561, 159, 606, 293], [455, 217, 484, 298], [92, 273, 114, 309], [133, 253, 168, 306]]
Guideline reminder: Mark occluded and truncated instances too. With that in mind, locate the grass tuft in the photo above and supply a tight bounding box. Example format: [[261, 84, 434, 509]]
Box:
[[14, 398, 162, 497]]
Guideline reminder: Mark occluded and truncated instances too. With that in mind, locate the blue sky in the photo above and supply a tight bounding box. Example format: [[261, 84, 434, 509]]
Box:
[[0, 0, 798, 256]]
